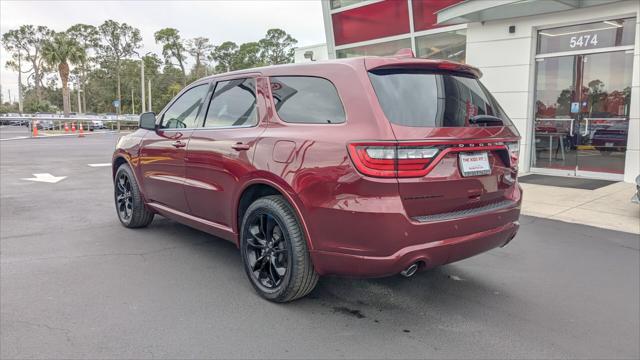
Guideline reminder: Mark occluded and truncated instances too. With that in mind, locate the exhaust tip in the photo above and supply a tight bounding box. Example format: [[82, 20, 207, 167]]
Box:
[[400, 263, 419, 278]]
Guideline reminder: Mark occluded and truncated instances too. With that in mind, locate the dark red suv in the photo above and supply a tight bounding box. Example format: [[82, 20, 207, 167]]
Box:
[[112, 53, 522, 302]]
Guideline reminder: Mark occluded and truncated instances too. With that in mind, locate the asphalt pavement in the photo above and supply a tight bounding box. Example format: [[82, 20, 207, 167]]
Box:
[[1, 133, 639, 359], [0, 125, 30, 140]]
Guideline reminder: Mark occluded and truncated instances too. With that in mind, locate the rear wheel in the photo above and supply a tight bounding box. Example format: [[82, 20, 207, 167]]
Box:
[[114, 163, 154, 228], [240, 195, 318, 302]]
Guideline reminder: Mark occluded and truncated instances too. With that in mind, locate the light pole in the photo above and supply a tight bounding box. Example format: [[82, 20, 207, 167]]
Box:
[[76, 78, 82, 114], [140, 57, 145, 113], [17, 52, 23, 114], [148, 78, 152, 112], [139, 52, 153, 114]]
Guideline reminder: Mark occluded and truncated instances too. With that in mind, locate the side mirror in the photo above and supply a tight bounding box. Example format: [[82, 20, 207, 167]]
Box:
[[139, 112, 157, 130]]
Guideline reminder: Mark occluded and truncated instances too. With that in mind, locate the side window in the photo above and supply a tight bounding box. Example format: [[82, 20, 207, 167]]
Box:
[[161, 84, 209, 129], [270, 76, 345, 124], [204, 78, 257, 128]]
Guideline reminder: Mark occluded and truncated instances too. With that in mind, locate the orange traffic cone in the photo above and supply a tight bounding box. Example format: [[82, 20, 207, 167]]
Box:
[[78, 122, 85, 137], [71, 122, 76, 132], [32, 120, 38, 137], [64, 122, 69, 132]]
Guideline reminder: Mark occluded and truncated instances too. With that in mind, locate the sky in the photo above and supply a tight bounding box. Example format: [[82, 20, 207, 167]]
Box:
[[0, 0, 326, 102]]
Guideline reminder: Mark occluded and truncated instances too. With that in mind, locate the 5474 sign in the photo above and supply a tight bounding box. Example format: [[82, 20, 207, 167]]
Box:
[[569, 33, 598, 48]]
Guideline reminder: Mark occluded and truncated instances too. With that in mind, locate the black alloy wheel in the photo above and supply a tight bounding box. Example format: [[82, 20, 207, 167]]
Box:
[[240, 195, 318, 302], [115, 172, 133, 222], [114, 163, 154, 228], [245, 213, 289, 289]]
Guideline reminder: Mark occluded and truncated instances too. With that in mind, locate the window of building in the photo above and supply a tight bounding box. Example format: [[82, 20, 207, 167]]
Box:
[[329, 0, 366, 10], [537, 17, 636, 54], [415, 29, 467, 63], [336, 38, 412, 58], [412, 0, 463, 32], [161, 84, 208, 129], [270, 76, 345, 124], [331, 0, 409, 46], [204, 78, 257, 128]]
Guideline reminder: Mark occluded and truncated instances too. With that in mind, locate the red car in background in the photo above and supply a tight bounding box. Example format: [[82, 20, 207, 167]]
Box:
[[112, 52, 522, 302]]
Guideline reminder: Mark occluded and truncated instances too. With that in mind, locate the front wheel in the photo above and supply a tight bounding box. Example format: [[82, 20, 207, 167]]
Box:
[[114, 163, 154, 228], [240, 195, 318, 302]]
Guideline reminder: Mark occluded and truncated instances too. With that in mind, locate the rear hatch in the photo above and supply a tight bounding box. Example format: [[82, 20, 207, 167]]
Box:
[[361, 62, 520, 220]]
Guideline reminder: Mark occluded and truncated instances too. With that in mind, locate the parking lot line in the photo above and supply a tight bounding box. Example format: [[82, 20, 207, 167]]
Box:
[[88, 163, 111, 167], [0, 136, 30, 141]]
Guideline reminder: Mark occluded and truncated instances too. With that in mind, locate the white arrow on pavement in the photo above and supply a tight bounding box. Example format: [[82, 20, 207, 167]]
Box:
[[21, 173, 67, 183]]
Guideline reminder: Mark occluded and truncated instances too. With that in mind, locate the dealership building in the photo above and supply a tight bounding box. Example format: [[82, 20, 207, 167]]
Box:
[[314, 0, 640, 182]]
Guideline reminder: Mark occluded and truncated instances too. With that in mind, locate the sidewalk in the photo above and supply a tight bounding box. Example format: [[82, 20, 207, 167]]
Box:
[[520, 181, 640, 234]]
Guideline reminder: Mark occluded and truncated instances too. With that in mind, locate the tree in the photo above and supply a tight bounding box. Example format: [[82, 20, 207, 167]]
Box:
[[234, 42, 263, 70], [67, 24, 100, 113], [155, 28, 187, 85], [187, 37, 213, 79], [98, 20, 142, 114], [41, 32, 85, 116], [2, 25, 53, 101], [258, 28, 297, 65], [209, 41, 238, 73]]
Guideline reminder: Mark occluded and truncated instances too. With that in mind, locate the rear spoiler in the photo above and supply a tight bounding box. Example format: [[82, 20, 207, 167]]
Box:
[[364, 57, 482, 79]]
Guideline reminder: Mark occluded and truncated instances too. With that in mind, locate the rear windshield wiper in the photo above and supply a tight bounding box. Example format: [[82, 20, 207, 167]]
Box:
[[469, 115, 504, 127]]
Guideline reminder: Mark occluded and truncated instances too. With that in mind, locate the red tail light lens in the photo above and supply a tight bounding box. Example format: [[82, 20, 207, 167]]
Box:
[[507, 141, 520, 167], [348, 143, 439, 178]]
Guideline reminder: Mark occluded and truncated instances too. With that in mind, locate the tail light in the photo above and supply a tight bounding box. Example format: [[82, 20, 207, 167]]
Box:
[[348, 143, 439, 178], [507, 141, 520, 167]]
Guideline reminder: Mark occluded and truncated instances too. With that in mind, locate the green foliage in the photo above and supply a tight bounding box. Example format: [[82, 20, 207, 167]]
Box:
[[234, 42, 264, 70], [2, 23, 298, 114], [207, 29, 297, 73], [209, 41, 239, 73], [42, 32, 86, 67], [0, 102, 19, 113], [154, 28, 187, 85], [97, 20, 142, 63], [24, 98, 57, 113], [2, 25, 54, 100], [98, 20, 142, 111], [258, 28, 298, 65], [42, 31, 86, 115], [187, 37, 213, 79]]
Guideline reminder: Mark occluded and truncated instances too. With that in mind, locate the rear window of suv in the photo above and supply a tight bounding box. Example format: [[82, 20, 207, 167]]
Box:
[[368, 69, 512, 127], [270, 76, 346, 124]]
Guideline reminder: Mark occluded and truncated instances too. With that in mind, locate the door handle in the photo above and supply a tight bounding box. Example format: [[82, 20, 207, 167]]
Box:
[[231, 142, 250, 151], [569, 118, 574, 137], [171, 140, 186, 148], [582, 118, 590, 136]]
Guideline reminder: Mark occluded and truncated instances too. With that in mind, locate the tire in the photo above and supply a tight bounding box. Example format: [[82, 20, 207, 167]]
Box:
[[240, 195, 319, 302], [114, 163, 154, 228]]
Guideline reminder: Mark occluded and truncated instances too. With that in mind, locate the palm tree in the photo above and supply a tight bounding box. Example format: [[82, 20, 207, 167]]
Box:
[[42, 32, 85, 117]]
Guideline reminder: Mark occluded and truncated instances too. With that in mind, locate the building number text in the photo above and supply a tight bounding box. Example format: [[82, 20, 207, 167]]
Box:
[[569, 34, 598, 48]]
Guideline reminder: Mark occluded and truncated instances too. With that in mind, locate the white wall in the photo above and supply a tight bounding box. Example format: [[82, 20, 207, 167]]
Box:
[[294, 44, 329, 63], [465, 1, 640, 182]]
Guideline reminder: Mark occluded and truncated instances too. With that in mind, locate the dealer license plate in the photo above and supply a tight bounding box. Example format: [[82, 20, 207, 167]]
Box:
[[459, 152, 491, 177]]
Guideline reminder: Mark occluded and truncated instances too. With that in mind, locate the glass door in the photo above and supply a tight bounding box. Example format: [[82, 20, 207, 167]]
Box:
[[532, 51, 633, 179], [575, 51, 633, 177], [532, 55, 578, 175]]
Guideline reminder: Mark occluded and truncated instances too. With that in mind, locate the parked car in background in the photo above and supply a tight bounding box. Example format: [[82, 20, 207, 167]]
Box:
[[592, 123, 628, 154], [89, 120, 105, 130], [35, 120, 55, 130], [112, 53, 522, 302]]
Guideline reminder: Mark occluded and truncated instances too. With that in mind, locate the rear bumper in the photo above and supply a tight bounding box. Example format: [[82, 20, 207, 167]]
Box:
[[307, 185, 522, 277], [311, 219, 518, 277]]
